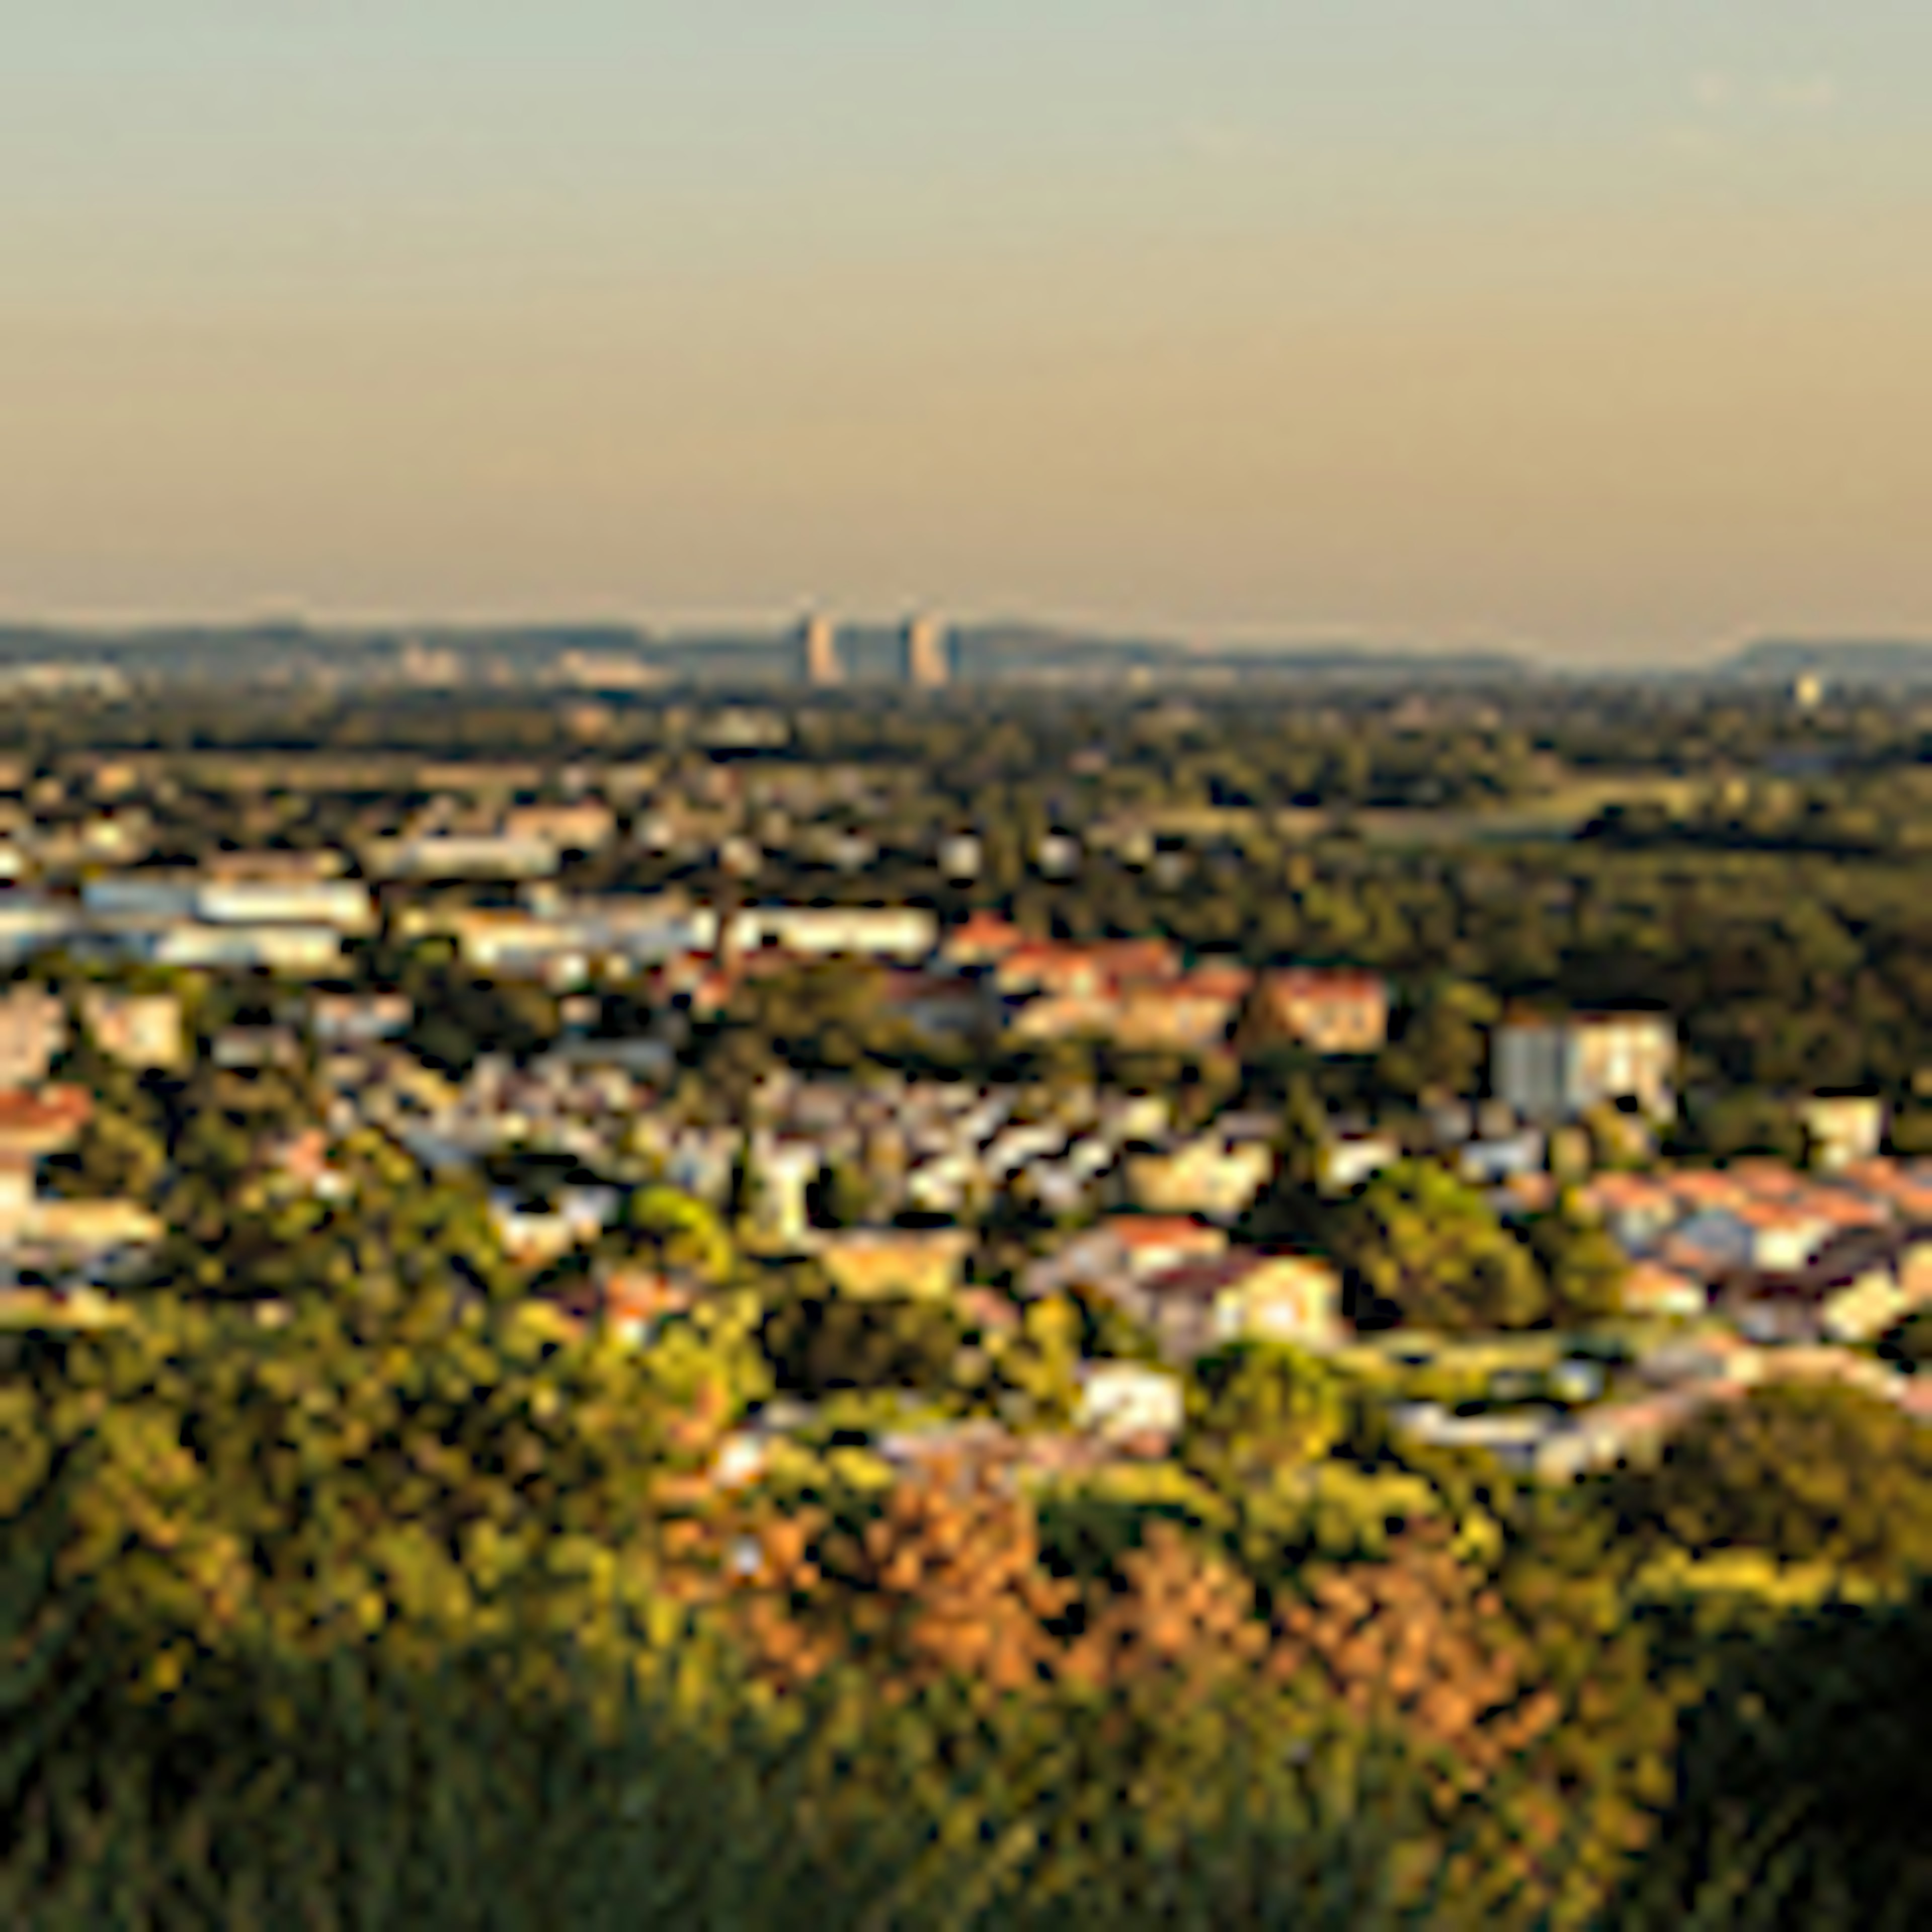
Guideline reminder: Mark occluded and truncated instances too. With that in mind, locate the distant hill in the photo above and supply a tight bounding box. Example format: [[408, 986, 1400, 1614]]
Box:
[[1718, 640, 1932, 687], [949, 625, 1526, 685]]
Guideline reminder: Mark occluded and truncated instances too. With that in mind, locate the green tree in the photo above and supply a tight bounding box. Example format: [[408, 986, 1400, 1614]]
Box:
[[1331, 1160, 1547, 1332], [1521, 1198, 1629, 1328], [43, 1103, 168, 1202], [1617, 1380, 1932, 1579], [1186, 1342, 1347, 1488], [1377, 980, 1497, 1104], [623, 1184, 736, 1283], [807, 1156, 871, 1230]]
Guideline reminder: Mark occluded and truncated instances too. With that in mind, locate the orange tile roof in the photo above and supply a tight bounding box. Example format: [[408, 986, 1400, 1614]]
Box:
[[1102, 1215, 1224, 1251], [0, 1085, 91, 1137], [1264, 967, 1386, 998]]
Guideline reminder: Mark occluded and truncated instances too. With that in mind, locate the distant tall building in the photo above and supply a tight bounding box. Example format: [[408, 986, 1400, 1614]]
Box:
[[904, 612, 950, 689], [801, 612, 843, 687]]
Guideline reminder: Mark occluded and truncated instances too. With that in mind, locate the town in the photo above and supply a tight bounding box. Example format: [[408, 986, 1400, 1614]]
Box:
[[10, 688, 1932, 1471], [14, 676, 1932, 1925]]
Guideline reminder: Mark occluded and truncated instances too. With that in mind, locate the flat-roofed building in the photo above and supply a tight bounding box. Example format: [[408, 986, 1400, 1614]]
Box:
[[1493, 1010, 1676, 1122]]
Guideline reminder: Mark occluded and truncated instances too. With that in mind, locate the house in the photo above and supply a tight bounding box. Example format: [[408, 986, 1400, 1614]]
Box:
[[310, 992, 414, 1045], [743, 1134, 822, 1248], [1106, 969, 1250, 1052], [938, 835, 982, 879], [366, 832, 562, 879], [1248, 969, 1390, 1055], [597, 1265, 697, 1346], [138, 924, 346, 976], [1673, 1203, 1830, 1276], [0, 1087, 157, 1259], [1124, 1136, 1273, 1220], [992, 938, 1179, 999], [1111, 1249, 1341, 1362], [212, 1025, 303, 1070], [1718, 1225, 1932, 1345], [1387, 1402, 1566, 1477], [193, 878, 375, 933], [1802, 1095, 1886, 1172], [1619, 1260, 1708, 1320], [941, 911, 1026, 968], [1493, 1011, 1676, 1122], [501, 800, 616, 854], [0, 1085, 92, 1164], [815, 1227, 973, 1303], [22, 1197, 164, 1259], [1323, 1131, 1401, 1195], [1024, 1215, 1228, 1299], [80, 989, 185, 1071], [1459, 1129, 1546, 1185], [0, 985, 65, 1088], [1075, 1361, 1185, 1448], [0, 897, 75, 965], [722, 906, 939, 960]]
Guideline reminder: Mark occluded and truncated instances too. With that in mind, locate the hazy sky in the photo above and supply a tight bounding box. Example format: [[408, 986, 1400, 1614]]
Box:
[[4, 2, 1929, 663]]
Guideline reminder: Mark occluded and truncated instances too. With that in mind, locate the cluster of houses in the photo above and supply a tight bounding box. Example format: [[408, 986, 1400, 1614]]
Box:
[[1568, 1154, 1932, 1343], [10, 851, 1932, 1491]]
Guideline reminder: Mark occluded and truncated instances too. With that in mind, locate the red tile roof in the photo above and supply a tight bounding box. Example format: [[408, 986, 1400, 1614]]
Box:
[[0, 1085, 91, 1140]]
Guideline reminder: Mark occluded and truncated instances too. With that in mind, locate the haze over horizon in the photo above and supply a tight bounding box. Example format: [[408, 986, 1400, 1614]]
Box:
[[4, 3, 1929, 665]]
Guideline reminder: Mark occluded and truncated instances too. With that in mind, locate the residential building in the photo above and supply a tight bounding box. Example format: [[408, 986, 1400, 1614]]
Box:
[[938, 834, 982, 879], [1618, 1260, 1708, 1320], [0, 1087, 146, 1256], [1323, 1131, 1401, 1195], [1075, 1361, 1185, 1447], [723, 906, 939, 959], [1024, 1215, 1228, 1299], [365, 832, 561, 879], [0, 986, 65, 1088], [80, 989, 185, 1071], [0, 897, 76, 965], [1110, 1249, 1341, 1362], [501, 801, 617, 854], [815, 1227, 973, 1302], [310, 992, 414, 1045], [1493, 1011, 1676, 1122], [941, 911, 1026, 968], [1124, 1136, 1273, 1220], [1802, 1095, 1887, 1172], [194, 878, 375, 932], [744, 1133, 822, 1249], [137, 925, 346, 976], [1249, 969, 1390, 1055]]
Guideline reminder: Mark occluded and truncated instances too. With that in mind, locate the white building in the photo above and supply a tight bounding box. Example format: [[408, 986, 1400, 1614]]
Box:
[[367, 833, 561, 879], [195, 878, 375, 933], [137, 924, 346, 976], [721, 906, 939, 959], [0, 898, 76, 964], [1492, 1012, 1676, 1123], [1076, 1362, 1184, 1443]]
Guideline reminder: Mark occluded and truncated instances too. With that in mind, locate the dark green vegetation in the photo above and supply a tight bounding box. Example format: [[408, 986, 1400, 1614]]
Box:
[[12, 680, 1932, 1923], [9, 1145, 1932, 1926]]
